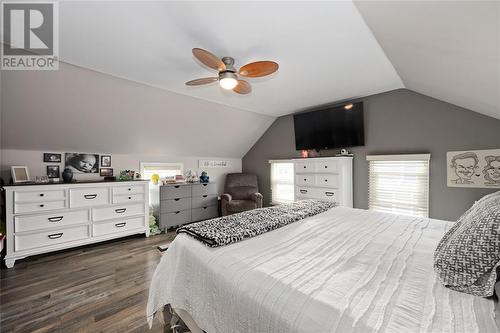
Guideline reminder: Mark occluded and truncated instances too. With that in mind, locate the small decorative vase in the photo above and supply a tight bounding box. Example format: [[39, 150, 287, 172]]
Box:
[[62, 168, 73, 183]]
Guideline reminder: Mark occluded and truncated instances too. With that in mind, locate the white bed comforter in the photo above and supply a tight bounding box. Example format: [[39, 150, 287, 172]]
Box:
[[147, 207, 499, 333]]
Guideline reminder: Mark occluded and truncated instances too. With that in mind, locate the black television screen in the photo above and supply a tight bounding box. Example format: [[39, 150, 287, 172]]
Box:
[[293, 102, 364, 150]]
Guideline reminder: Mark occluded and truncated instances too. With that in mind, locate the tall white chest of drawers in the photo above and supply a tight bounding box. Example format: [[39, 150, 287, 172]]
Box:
[[3, 180, 149, 268], [160, 183, 218, 230], [294, 157, 353, 207]]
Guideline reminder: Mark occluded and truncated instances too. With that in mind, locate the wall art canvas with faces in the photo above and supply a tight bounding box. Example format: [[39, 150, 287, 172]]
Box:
[[447, 149, 500, 188], [65, 153, 99, 174]]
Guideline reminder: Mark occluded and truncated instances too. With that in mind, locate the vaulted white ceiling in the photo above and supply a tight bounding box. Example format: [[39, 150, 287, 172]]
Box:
[[2, 1, 499, 160], [58, 1, 403, 117], [354, 0, 500, 120]]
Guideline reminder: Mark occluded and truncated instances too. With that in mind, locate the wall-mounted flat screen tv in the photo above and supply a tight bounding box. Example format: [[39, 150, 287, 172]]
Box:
[[293, 102, 364, 150]]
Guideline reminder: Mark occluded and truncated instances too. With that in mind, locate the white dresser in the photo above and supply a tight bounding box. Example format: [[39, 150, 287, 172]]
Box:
[[3, 180, 149, 268], [160, 183, 218, 230], [294, 157, 353, 207]]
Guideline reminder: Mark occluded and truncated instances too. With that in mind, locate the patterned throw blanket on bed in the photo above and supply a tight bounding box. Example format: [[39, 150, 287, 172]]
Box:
[[177, 200, 335, 247]]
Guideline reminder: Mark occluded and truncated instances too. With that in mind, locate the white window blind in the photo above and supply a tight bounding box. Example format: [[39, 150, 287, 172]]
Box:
[[140, 162, 183, 181], [367, 154, 430, 217], [269, 160, 295, 205]]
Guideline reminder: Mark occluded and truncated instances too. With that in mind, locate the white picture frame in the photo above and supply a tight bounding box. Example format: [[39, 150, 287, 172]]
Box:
[[447, 149, 500, 188], [11, 166, 31, 183]]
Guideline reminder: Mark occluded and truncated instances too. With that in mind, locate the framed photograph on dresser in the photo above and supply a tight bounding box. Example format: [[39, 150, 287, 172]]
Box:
[[100, 168, 113, 177], [46, 165, 60, 178], [11, 166, 30, 183], [101, 155, 111, 167], [43, 153, 62, 163]]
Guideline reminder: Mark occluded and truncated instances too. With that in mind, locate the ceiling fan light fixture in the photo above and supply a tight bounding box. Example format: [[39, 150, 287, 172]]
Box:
[[219, 72, 238, 90]]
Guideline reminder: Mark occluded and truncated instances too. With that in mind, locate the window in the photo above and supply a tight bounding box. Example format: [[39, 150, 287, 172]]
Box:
[[140, 162, 183, 209], [269, 160, 295, 205], [367, 154, 430, 217], [140, 162, 183, 182]]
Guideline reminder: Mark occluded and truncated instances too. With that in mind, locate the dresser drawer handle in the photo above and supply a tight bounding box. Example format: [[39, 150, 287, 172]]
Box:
[[48, 216, 64, 222], [174, 198, 180, 201], [202, 195, 208, 198], [175, 211, 180, 214], [84, 194, 97, 200], [174, 185, 180, 188], [128, 188, 132, 191], [39, 193, 45, 197], [304, 178, 307, 181], [128, 197, 132, 200], [300, 190, 308, 194], [324, 179, 328, 182], [303, 166, 306, 168], [115, 222, 126, 228], [115, 208, 127, 213], [203, 207, 208, 210], [39, 204, 45, 208], [325, 192, 334, 196], [48, 233, 63, 239], [325, 166, 328, 168]]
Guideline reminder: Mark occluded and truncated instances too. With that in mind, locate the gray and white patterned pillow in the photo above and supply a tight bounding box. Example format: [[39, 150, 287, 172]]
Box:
[[434, 191, 500, 297]]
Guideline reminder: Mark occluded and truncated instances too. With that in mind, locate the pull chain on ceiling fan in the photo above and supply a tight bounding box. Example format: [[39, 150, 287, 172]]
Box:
[[185, 48, 279, 94]]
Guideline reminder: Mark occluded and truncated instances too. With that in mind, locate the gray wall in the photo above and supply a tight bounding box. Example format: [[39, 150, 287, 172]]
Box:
[[242, 89, 500, 221], [1, 61, 274, 158]]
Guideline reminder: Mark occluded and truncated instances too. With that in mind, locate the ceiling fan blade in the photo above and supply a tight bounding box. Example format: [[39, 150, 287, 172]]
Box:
[[192, 48, 225, 71], [185, 77, 218, 86], [233, 80, 252, 94], [239, 61, 279, 77]]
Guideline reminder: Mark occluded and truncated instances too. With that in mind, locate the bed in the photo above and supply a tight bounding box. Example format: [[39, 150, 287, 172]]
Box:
[[147, 206, 499, 332]]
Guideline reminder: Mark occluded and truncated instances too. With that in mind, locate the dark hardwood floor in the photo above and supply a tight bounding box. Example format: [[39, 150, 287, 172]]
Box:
[[0, 232, 177, 333]]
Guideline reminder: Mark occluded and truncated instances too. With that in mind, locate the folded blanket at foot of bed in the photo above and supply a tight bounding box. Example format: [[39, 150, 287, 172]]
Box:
[[176, 199, 335, 247]]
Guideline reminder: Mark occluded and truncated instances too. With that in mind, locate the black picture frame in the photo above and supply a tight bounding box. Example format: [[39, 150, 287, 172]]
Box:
[[100, 168, 113, 177], [46, 165, 60, 178], [101, 155, 111, 167], [43, 153, 62, 163]]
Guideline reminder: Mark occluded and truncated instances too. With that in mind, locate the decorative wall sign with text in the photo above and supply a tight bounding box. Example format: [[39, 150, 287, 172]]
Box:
[[198, 159, 229, 168], [447, 149, 500, 188]]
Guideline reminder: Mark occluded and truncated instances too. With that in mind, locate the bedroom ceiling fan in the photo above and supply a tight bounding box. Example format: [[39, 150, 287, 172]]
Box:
[[185, 48, 279, 94]]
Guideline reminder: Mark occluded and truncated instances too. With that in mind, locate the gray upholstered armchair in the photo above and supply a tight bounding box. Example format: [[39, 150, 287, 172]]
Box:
[[221, 173, 263, 216]]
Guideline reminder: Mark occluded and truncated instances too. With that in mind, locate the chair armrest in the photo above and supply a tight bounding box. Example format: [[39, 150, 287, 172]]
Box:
[[250, 192, 263, 208], [221, 193, 232, 202]]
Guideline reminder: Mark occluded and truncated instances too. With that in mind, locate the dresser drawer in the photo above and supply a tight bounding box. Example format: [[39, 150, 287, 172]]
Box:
[[161, 197, 191, 213], [14, 209, 89, 233], [192, 206, 218, 222], [113, 193, 145, 204], [295, 161, 315, 173], [160, 185, 191, 200], [70, 188, 109, 208], [113, 185, 145, 196], [296, 174, 314, 186], [14, 200, 66, 214], [311, 188, 338, 202], [93, 217, 145, 237], [296, 187, 338, 202], [192, 183, 216, 196], [315, 160, 338, 173], [93, 203, 144, 222], [14, 225, 89, 252], [192, 195, 218, 209], [160, 210, 191, 229], [314, 174, 339, 188], [14, 189, 66, 203]]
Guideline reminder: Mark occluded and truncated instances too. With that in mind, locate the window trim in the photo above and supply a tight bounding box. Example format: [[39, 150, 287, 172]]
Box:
[[366, 154, 431, 161], [140, 162, 184, 179], [269, 159, 295, 205], [367, 154, 431, 218]]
